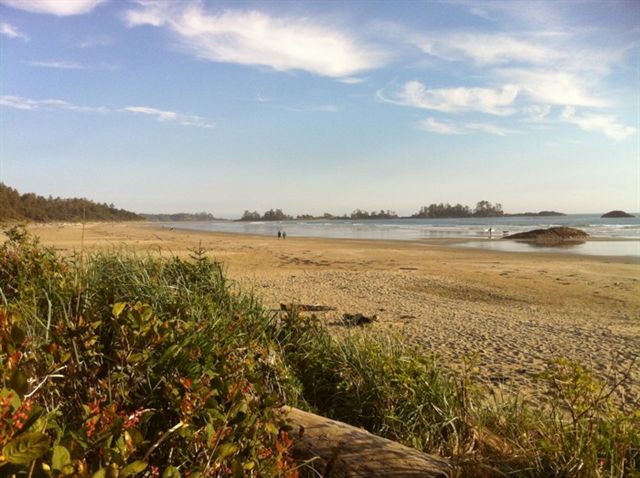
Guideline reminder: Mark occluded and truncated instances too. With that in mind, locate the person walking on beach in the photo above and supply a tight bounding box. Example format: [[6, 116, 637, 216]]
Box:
[[282, 231, 287, 239], [277, 231, 282, 239]]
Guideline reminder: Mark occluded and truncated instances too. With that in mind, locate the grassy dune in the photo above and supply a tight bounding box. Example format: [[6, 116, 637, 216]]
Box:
[[0, 225, 637, 477]]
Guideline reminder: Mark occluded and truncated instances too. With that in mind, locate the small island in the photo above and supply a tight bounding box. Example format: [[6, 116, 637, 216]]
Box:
[[601, 210, 634, 218]]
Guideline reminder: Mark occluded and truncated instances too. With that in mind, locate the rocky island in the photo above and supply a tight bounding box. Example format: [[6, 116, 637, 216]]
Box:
[[601, 210, 634, 218], [503, 227, 589, 243]]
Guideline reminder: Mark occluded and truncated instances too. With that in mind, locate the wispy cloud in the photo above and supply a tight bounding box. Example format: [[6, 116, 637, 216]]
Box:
[[418, 118, 463, 135], [418, 117, 515, 136], [497, 69, 607, 107], [124, 1, 388, 78], [418, 33, 561, 66], [27, 60, 87, 70], [0, 0, 106, 16], [0, 95, 214, 129], [1, 21, 28, 40], [378, 81, 518, 116], [25, 60, 118, 71], [337, 77, 366, 85], [123, 106, 214, 128], [0, 95, 108, 113], [77, 34, 113, 48], [374, 2, 635, 142], [280, 104, 340, 113], [560, 107, 635, 141]]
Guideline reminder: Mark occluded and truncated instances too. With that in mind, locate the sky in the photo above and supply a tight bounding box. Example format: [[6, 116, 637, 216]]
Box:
[[0, 0, 638, 217]]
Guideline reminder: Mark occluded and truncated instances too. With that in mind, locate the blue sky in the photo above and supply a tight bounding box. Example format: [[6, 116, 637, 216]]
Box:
[[0, 0, 638, 216]]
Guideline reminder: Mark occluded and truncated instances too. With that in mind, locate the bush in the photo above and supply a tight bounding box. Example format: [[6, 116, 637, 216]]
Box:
[[0, 226, 299, 477]]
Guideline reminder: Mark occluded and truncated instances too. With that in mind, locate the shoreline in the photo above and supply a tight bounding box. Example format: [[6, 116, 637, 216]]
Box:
[[14, 221, 640, 406]]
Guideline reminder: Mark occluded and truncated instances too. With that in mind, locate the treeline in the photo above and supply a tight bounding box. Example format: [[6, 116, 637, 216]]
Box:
[[240, 201, 504, 221], [142, 212, 217, 222], [240, 208, 399, 221], [0, 183, 141, 222], [412, 200, 503, 218]]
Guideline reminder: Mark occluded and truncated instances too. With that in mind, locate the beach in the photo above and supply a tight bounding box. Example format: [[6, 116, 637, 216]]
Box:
[[24, 221, 640, 405]]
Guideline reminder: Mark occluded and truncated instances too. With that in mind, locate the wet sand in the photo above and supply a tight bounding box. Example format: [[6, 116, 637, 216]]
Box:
[[23, 222, 640, 406]]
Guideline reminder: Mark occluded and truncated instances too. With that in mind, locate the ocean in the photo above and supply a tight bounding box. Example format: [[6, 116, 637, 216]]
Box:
[[160, 214, 640, 259]]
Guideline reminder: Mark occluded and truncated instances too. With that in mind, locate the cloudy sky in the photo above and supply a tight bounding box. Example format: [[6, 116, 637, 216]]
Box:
[[1, 0, 638, 216]]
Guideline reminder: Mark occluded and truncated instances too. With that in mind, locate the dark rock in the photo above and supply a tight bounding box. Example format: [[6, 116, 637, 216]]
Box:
[[342, 313, 378, 326], [503, 227, 589, 242], [601, 210, 634, 218]]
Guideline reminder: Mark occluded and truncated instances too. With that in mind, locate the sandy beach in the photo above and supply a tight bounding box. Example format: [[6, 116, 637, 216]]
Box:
[[22, 221, 640, 405]]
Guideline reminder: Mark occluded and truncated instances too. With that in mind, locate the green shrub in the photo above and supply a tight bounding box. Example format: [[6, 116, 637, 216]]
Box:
[[0, 227, 300, 477]]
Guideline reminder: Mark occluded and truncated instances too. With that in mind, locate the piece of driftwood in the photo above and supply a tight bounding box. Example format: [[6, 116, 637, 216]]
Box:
[[342, 313, 377, 326], [280, 303, 337, 312], [285, 406, 454, 477]]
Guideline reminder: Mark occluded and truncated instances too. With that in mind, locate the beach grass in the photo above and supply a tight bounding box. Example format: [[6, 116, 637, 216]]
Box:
[[1, 225, 637, 477]]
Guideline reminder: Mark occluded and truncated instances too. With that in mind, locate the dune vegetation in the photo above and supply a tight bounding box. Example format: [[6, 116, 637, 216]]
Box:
[[0, 225, 637, 477]]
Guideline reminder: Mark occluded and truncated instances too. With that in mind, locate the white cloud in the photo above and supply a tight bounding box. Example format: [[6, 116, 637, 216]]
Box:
[[465, 123, 514, 136], [124, 2, 387, 78], [419, 33, 560, 66], [0, 95, 214, 128], [418, 117, 514, 136], [27, 60, 86, 70], [1, 21, 28, 40], [523, 104, 552, 122], [124, 106, 214, 128], [379, 81, 518, 116], [337, 77, 365, 85], [0, 0, 106, 16], [0, 95, 107, 112], [280, 104, 340, 113], [418, 118, 463, 135], [560, 106, 635, 141], [498, 69, 607, 107]]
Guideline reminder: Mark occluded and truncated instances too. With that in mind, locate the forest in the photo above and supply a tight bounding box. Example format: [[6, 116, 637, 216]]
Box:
[[0, 183, 141, 222]]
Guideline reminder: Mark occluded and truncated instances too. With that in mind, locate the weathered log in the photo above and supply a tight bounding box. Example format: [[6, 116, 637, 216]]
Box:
[[285, 406, 454, 477], [280, 303, 337, 312]]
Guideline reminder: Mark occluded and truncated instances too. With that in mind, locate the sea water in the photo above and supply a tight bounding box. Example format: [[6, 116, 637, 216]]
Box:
[[160, 214, 640, 259]]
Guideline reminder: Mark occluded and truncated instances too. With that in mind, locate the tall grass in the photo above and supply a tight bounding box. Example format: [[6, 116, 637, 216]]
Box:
[[1, 225, 637, 477]]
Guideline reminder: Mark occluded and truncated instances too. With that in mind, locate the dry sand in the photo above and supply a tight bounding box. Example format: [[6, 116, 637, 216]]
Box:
[[23, 222, 640, 406]]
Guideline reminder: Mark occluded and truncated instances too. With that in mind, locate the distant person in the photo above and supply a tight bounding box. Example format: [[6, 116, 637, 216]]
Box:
[[277, 231, 282, 239], [488, 227, 493, 239], [282, 231, 287, 239]]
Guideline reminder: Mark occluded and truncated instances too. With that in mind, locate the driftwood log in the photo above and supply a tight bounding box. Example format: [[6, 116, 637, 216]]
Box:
[[280, 303, 337, 312], [285, 407, 454, 477]]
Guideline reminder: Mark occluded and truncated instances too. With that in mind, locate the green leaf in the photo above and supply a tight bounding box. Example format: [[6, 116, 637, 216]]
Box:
[[9, 369, 28, 398], [0, 388, 20, 410], [216, 443, 237, 460], [51, 445, 71, 471], [139, 305, 153, 323], [15, 405, 44, 436], [3, 432, 49, 465], [92, 468, 106, 478], [162, 466, 181, 478], [112, 302, 127, 318], [120, 460, 147, 477], [10, 324, 26, 344]]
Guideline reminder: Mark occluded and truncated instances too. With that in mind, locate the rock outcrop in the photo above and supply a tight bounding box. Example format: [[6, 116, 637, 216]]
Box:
[[503, 227, 588, 242], [601, 210, 634, 218]]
